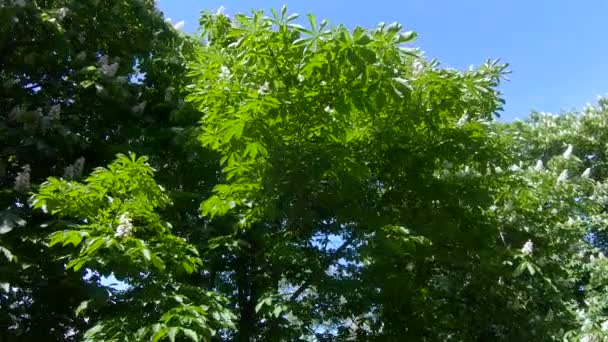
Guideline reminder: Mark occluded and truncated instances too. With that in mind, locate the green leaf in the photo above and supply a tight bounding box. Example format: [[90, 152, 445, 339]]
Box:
[[151, 254, 166, 271], [142, 248, 152, 262], [0, 221, 13, 234], [75, 300, 89, 317], [151, 327, 168, 342], [167, 327, 179, 342], [272, 305, 283, 318], [84, 237, 105, 255], [182, 328, 200, 342], [395, 30, 417, 43], [0, 246, 15, 262], [182, 261, 195, 274]]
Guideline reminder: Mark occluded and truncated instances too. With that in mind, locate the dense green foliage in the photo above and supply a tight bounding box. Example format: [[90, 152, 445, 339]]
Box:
[[2, 1, 608, 341]]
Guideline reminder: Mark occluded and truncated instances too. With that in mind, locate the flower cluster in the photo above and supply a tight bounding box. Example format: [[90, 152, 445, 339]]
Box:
[[521, 240, 533, 255], [114, 213, 134, 239], [14, 164, 31, 193], [63, 157, 85, 180], [99, 55, 119, 77]]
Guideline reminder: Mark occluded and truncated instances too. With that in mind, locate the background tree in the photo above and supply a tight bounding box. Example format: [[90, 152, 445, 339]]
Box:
[[0, 1, 220, 340]]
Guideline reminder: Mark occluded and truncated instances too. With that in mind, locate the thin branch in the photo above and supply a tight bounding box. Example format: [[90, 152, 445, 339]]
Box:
[[289, 235, 355, 301]]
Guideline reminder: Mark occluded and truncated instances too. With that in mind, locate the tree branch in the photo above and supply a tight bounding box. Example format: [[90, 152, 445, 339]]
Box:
[[289, 235, 354, 302]]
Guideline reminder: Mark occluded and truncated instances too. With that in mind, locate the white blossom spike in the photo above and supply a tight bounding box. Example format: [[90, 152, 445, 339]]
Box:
[[173, 20, 185, 31], [557, 170, 568, 183], [509, 164, 521, 172], [581, 168, 591, 178], [534, 160, 544, 171], [456, 113, 469, 126], [57, 7, 68, 20], [49, 104, 61, 120], [521, 240, 533, 255], [14, 165, 31, 192], [101, 63, 119, 77], [114, 212, 134, 238], [257, 82, 270, 95], [219, 65, 231, 80], [563, 144, 573, 159]]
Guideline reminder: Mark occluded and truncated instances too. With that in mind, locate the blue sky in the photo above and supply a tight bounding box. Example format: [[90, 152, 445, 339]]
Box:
[[158, 0, 608, 121]]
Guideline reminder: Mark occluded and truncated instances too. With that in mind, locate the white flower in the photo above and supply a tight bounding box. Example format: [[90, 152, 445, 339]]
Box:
[[132, 101, 147, 114], [603, 320, 608, 331], [412, 59, 425, 75], [99, 55, 110, 66], [73, 157, 85, 177], [114, 213, 134, 239], [582, 168, 591, 178], [456, 114, 469, 126], [509, 164, 521, 172], [557, 170, 568, 183], [324, 105, 335, 114], [219, 65, 231, 80], [581, 335, 590, 342], [49, 104, 61, 120], [320, 80, 327, 86], [14, 165, 31, 193], [521, 240, 533, 255], [164, 87, 175, 102], [101, 63, 119, 77], [297, 74, 305, 82], [216, 5, 225, 16], [173, 20, 185, 31], [563, 144, 573, 159], [57, 7, 69, 20], [257, 81, 270, 95], [576, 309, 586, 320], [534, 160, 544, 171], [63, 157, 83, 180]]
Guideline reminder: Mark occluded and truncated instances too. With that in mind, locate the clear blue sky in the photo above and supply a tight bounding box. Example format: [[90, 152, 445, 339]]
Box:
[[158, 0, 608, 121]]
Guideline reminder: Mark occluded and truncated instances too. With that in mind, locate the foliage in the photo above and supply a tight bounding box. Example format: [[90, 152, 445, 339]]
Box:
[[3, 2, 608, 341], [0, 0, 214, 340], [31, 153, 234, 340]]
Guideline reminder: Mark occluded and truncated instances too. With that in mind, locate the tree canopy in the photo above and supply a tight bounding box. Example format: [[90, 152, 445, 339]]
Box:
[[2, 1, 608, 341]]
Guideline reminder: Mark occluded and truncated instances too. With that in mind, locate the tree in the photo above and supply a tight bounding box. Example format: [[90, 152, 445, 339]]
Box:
[[499, 101, 608, 341], [0, 1, 218, 340], [4, 2, 608, 341], [184, 8, 601, 341]]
